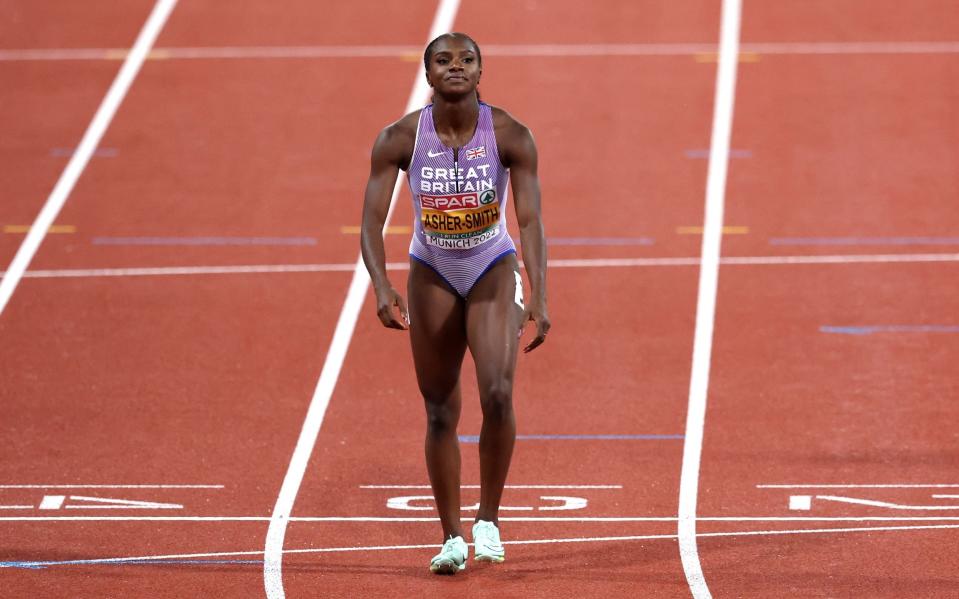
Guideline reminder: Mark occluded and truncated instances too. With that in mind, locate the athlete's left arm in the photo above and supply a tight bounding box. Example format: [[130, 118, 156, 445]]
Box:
[[505, 120, 550, 353]]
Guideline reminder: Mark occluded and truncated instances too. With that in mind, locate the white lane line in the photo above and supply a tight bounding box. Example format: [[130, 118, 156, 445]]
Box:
[[741, 41, 959, 55], [720, 253, 959, 265], [758, 484, 959, 489], [7, 505, 959, 523], [359, 484, 623, 489], [678, 2, 741, 597], [15, 263, 362, 278], [6, 252, 959, 281], [261, 2, 460, 598], [0, 0, 178, 319], [3, 41, 959, 61], [5, 523, 957, 569], [7, 515, 959, 523], [0, 484, 223, 489]]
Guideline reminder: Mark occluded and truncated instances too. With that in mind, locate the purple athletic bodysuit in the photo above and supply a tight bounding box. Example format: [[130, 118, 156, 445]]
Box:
[[406, 102, 516, 297]]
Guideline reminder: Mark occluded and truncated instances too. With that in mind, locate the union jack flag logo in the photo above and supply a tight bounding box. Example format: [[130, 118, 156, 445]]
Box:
[[465, 146, 487, 161]]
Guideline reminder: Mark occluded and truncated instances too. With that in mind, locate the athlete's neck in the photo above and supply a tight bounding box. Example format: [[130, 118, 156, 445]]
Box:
[[432, 94, 479, 149]]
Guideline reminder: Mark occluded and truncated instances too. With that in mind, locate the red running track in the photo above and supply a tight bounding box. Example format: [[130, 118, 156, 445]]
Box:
[[1, 0, 957, 597]]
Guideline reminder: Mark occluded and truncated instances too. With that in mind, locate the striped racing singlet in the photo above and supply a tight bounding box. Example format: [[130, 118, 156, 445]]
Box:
[[407, 102, 515, 297]]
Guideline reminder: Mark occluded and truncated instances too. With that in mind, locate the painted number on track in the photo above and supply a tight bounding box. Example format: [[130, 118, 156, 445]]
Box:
[[789, 494, 959, 511]]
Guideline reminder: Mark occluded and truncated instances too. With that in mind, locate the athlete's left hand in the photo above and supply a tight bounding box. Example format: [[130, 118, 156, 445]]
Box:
[[521, 301, 550, 353]]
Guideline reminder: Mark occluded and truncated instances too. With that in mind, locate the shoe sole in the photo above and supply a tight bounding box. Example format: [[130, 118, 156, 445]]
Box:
[[474, 547, 505, 563], [430, 560, 466, 574]]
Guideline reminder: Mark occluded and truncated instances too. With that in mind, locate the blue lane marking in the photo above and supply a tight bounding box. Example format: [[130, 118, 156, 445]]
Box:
[[92, 236, 317, 246], [548, 237, 654, 246], [685, 149, 752, 159], [458, 434, 684, 443], [821, 325, 959, 335], [771, 236, 959, 246], [1, 559, 263, 569]]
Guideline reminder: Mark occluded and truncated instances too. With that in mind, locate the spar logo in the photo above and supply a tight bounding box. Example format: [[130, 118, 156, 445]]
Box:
[[479, 190, 496, 205], [420, 193, 478, 211]]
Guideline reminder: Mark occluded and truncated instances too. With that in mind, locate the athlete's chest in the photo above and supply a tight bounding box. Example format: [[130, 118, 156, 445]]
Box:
[[413, 156, 498, 195]]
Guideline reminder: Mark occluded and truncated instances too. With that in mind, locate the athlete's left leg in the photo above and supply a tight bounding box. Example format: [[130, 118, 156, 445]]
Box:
[[465, 253, 525, 526]]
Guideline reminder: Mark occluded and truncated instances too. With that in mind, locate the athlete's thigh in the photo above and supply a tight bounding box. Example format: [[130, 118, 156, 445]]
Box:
[[408, 259, 468, 394], [464, 254, 525, 388]]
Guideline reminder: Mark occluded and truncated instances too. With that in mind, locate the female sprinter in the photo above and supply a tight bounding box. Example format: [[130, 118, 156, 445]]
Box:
[[360, 32, 549, 575]]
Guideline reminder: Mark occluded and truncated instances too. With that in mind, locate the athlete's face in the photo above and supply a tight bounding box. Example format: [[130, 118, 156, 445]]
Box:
[[425, 37, 481, 96]]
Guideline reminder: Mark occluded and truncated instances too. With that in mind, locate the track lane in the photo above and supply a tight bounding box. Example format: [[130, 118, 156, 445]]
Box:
[[0, 522, 268, 598], [457, 0, 719, 45], [282, 270, 697, 597], [24, 57, 420, 271], [0, 273, 347, 499], [0, 1, 155, 49], [721, 52, 959, 258], [0, 61, 127, 266], [156, 1, 436, 47], [2, 2, 456, 598], [281, 2, 724, 594], [740, 0, 959, 43], [699, 1, 959, 595]]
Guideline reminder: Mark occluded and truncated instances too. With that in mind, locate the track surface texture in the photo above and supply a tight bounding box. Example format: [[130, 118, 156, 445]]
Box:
[[1, 1, 956, 597]]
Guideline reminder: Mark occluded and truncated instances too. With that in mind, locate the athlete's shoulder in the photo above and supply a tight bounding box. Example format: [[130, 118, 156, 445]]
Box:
[[377, 109, 421, 147], [488, 105, 536, 167], [372, 109, 423, 169], [488, 105, 530, 136]]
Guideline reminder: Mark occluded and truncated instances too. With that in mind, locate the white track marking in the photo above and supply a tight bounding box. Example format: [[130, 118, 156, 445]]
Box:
[[813, 495, 959, 510], [740, 41, 959, 55], [8, 515, 959, 523], [261, 2, 460, 597], [38, 496, 65, 510], [5, 524, 957, 569], [5, 252, 959, 282], [0, 0, 178, 319], [718, 253, 959, 265], [63, 495, 182, 509], [360, 484, 622, 489], [14, 264, 363, 278], [759, 484, 959, 489], [0, 484, 223, 489], [678, 1, 741, 597], [2, 41, 958, 62]]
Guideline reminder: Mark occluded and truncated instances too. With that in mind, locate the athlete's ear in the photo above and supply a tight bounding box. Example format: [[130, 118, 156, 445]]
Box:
[[425, 71, 434, 88]]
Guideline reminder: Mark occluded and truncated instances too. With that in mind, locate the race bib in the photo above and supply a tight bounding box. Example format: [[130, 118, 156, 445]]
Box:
[[420, 190, 499, 250]]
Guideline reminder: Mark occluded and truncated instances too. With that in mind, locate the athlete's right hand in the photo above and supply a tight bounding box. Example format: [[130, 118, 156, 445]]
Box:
[[374, 286, 410, 330]]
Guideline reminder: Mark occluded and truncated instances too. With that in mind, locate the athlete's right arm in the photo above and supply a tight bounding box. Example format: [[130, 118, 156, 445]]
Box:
[[361, 121, 413, 330]]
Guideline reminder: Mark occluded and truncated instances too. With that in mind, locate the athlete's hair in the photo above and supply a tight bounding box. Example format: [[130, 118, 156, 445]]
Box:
[[423, 32, 483, 100], [423, 32, 483, 70]]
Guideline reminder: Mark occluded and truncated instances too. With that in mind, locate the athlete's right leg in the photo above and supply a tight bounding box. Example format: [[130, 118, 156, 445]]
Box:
[[408, 259, 468, 543]]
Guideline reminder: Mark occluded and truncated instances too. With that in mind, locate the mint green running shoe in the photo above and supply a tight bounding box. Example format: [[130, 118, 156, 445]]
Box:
[[430, 535, 468, 574], [472, 520, 505, 563]]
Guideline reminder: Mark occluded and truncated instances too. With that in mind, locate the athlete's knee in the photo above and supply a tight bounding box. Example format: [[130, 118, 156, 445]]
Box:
[[423, 391, 459, 435], [479, 382, 513, 421]]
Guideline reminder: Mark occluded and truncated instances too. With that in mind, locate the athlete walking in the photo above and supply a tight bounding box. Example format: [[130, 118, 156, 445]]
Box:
[[360, 32, 549, 574]]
